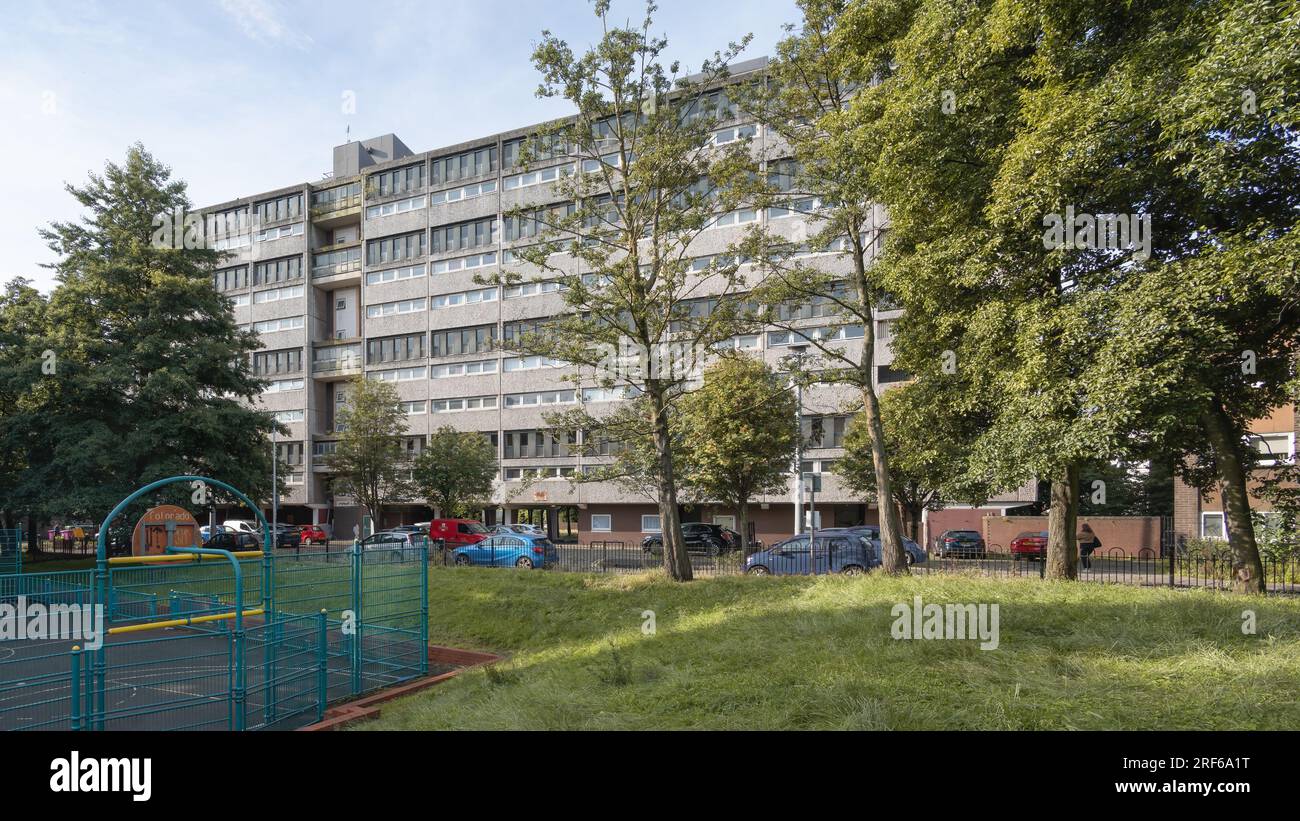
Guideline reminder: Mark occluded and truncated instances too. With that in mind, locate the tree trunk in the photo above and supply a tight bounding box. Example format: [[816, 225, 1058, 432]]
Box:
[[1202, 406, 1266, 594], [26, 514, 41, 558], [649, 388, 692, 581], [1046, 463, 1079, 580], [737, 497, 751, 566]]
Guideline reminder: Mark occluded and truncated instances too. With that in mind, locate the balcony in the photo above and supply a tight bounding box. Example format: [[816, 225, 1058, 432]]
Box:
[[310, 183, 362, 228], [311, 343, 362, 380], [311, 243, 362, 284]]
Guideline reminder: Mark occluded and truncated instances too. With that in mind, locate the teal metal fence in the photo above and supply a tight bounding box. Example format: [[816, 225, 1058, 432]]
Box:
[[0, 543, 428, 731], [0, 527, 21, 575]]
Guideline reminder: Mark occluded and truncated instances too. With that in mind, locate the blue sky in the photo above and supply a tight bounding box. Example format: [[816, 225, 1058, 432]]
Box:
[[0, 0, 800, 292]]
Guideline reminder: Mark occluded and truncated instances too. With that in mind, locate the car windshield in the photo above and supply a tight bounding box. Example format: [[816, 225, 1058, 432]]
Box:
[[464, 523, 488, 534], [950, 531, 980, 538]]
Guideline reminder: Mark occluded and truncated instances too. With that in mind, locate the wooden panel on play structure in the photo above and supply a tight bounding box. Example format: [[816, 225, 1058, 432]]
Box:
[[132, 505, 200, 556]]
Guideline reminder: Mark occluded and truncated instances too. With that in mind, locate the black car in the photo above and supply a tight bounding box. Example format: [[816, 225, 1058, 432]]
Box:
[[271, 524, 301, 549], [642, 523, 741, 556], [936, 529, 986, 558], [202, 532, 260, 551]]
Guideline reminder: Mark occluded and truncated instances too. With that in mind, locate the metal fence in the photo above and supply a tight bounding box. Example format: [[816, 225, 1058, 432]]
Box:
[[0, 528, 21, 575], [432, 536, 1300, 594], [0, 545, 429, 732]]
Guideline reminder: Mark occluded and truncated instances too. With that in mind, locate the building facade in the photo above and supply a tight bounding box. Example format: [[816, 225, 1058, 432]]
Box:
[[201, 59, 1033, 545]]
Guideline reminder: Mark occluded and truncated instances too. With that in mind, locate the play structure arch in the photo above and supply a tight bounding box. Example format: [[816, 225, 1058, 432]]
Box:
[[95, 475, 272, 562]]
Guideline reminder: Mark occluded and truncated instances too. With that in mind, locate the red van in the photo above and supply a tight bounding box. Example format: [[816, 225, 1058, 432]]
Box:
[[423, 519, 490, 548]]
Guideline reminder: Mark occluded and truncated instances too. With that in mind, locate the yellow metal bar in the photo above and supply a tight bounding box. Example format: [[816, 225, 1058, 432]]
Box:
[[108, 550, 263, 565], [107, 608, 265, 635]]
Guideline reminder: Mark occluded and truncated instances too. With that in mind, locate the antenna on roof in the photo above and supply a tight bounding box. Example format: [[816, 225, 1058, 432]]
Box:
[[346, 124, 351, 142]]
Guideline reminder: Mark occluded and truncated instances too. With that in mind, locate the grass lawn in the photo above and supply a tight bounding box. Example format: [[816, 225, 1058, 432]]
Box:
[[360, 567, 1300, 730]]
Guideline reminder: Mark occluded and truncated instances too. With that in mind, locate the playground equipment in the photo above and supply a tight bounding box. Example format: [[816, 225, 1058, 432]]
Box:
[[0, 476, 428, 731]]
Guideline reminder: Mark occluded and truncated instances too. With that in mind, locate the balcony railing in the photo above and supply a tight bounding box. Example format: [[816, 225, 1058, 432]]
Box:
[[309, 193, 362, 220], [312, 344, 362, 374]]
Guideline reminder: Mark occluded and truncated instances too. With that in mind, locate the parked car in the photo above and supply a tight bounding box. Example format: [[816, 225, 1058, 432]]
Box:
[[822, 526, 928, 565], [221, 519, 261, 539], [491, 523, 546, 537], [745, 533, 878, 576], [642, 523, 741, 556], [202, 532, 260, 551], [298, 524, 328, 546], [199, 524, 226, 541], [359, 530, 427, 559], [389, 524, 427, 536], [271, 524, 301, 549], [1010, 531, 1048, 561], [450, 533, 558, 569], [936, 529, 986, 558], [425, 519, 490, 549]]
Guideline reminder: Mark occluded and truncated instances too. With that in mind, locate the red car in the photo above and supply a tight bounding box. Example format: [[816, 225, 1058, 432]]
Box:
[[1009, 531, 1048, 561], [425, 519, 490, 548], [298, 524, 329, 547]]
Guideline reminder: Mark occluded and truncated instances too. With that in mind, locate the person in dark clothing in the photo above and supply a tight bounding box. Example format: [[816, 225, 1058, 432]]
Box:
[[1078, 523, 1101, 569]]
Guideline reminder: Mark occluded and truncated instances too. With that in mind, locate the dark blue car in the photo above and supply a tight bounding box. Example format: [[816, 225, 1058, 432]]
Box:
[[745, 533, 878, 576], [451, 533, 558, 569], [825, 526, 928, 565]]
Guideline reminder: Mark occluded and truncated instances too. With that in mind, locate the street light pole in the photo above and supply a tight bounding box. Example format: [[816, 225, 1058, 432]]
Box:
[[789, 344, 809, 536], [271, 429, 278, 549]]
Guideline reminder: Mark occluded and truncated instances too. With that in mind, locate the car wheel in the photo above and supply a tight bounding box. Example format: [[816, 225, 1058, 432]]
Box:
[[516, 556, 534, 569], [905, 552, 915, 566], [706, 540, 721, 557], [840, 564, 866, 576], [453, 553, 471, 566], [746, 565, 771, 576]]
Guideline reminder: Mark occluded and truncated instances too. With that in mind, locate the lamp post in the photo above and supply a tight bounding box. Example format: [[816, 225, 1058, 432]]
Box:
[[271, 429, 279, 549], [789, 343, 809, 536]]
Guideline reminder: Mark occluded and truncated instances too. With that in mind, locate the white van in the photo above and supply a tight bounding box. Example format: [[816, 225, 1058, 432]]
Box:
[[221, 519, 260, 537]]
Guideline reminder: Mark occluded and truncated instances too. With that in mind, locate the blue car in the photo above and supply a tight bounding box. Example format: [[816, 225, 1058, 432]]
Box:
[[824, 526, 928, 565], [451, 533, 558, 569], [199, 524, 226, 541], [745, 533, 878, 576]]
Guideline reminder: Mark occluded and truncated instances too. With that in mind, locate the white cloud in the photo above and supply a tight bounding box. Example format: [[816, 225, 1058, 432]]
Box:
[[218, 0, 313, 48]]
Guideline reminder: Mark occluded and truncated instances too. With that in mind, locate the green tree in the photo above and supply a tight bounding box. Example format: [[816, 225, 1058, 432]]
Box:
[[676, 355, 798, 555], [412, 427, 499, 518], [24, 144, 278, 531], [327, 378, 412, 531], [835, 381, 995, 541], [0, 278, 53, 546], [488, 0, 760, 580], [738, 0, 916, 573]]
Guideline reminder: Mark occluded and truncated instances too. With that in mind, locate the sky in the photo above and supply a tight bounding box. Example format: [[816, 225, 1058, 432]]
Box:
[[0, 0, 800, 293]]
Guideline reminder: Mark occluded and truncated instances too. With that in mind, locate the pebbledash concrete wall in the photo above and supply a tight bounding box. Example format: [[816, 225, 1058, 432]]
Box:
[[983, 515, 1162, 556]]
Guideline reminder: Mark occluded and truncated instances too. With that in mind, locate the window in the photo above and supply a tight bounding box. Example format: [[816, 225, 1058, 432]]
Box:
[[366, 297, 426, 318], [368, 366, 426, 382], [431, 251, 497, 274], [590, 514, 612, 532], [367, 230, 426, 266], [802, 415, 850, 449], [365, 195, 426, 220], [503, 163, 575, 191], [503, 390, 575, 408], [503, 135, 569, 168], [1201, 512, 1226, 540], [263, 378, 305, 394], [877, 365, 910, 384], [431, 287, 497, 309], [431, 146, 497, 184], [503, 280, 564, 299], [504, 202, 575, 241], [255, 222, 304, 242], [253, 348, 303, 376], [502, 466, 575, 480], [431, 324, 497, 357], [213, 266, 248, 292], [1251, 432, 1295, 466], [430, 217, 497, 254], [365, 263, 424, 285], [255, 193, 303, 225], [274, 409, 305, 423], [641, 515, 662, 533], [254, 256, 303, 286], [429, 180, 495, 205], [253, 316, 305, 334], [431, 395, 497, 413], [366, 332, 426, 365], [206, 207, 251, 248], [712, 124, 756, 145], [503, 429, 578, 459], [503, 355, 563, 372], [502, 318, 554, 345], [311, 182, 360, 211], [431, 359, 497, 378], [400, 401, 427, 415], [767, 324, 864, 346], [229, 293, 250, 307], [252, 284, 304, 304], [581, 386, 640, 403], [713, 515, 736, 530], [708, 209, 757, 229], [369, 163, 426, 197]]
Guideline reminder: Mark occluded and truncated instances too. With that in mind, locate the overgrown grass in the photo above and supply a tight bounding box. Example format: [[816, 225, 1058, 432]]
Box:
[[360, 567, 1300, 730]]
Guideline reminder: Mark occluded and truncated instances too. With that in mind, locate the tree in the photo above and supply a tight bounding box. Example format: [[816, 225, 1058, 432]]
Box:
[[487, 0, 760, 580], [835, 380, 995, 542], [412, 427, 498, 518], [839, 0, 1300, 589], [676, 354, 798, 555], [327, 377, 412, 532], [19, 144, 278, 535], [0, 278, 52, 546], [738, 0, 915, 573]]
